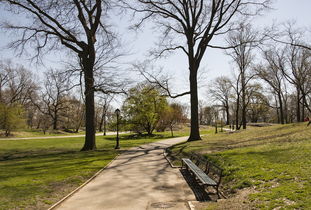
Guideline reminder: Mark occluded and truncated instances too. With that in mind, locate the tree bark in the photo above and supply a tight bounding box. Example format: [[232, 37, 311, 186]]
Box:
[[188, 68, 201, 141], [241, 74, 247, 129], [236, 96, 240, 130], [53, 115, 58, 130], [103, 114, 107, 136], [278, 93, 284, 124], [225, 101, 230, 125], [81, 59, 96, 151], [296, 88, 301, 122], [99, 105, 105, 132], [301, 95, 305, 121]]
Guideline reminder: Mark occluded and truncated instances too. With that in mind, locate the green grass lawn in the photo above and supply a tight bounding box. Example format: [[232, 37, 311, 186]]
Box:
[[0, 129, 198, 210], [168, 123, 311, 209], [0, 128, 86, 138]]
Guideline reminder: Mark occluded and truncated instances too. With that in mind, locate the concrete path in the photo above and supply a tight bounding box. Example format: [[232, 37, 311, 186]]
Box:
[[55, 137, 196, 210]]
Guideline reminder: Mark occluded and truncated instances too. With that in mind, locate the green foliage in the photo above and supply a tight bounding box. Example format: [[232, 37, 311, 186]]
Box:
[[157, 103, 187, 136], [122, 84, 168, 135], [0, 103, 26, 136], [168, 123, 311, 209]]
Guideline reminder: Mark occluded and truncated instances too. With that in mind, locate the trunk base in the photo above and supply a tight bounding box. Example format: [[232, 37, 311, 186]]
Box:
[[80, 145, 96, 151], [187, 135, 202, 141]]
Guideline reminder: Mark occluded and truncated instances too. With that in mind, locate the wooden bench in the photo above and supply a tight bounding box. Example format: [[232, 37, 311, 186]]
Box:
[[182, 154, 223, 198]]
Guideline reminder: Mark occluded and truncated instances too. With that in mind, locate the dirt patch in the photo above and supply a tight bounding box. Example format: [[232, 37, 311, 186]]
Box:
[[193, 187, 258, 210], [248, 123, 272, 127]]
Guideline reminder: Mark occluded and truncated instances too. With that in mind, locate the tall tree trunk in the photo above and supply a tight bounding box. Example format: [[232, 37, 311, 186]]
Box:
[[225, 102, 230, 126], [98, 106, 105, 132], [301, 90, 311, 116], [296, 88, 301, 122], [278, 93, 284, 124], [188, 67, 201, 141], [301, 95, 305, 121], [53, 115, 57, 130], [103, 113, 107, 136], [275, 95, 280, 123], [81, 60, 96, 151], [236, 95, 240, 130], [241, 74, 247, 129], [283, 98, 288, 124], [170, 125, 174, 137], [5, 129, 10, 137], [75, 109, 84, 133], [36, 119, 41, 129]]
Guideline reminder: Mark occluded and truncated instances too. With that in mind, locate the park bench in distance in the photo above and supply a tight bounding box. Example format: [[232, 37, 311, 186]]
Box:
[[182, 154, 223, 199]]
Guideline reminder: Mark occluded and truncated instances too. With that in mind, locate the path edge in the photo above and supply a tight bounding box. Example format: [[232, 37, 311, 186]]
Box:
[[48, 154, 120, 210], [163, 148, 181, 168]]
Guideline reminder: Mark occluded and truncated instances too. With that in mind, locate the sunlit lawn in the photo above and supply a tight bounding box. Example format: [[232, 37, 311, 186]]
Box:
[[0, 128, 86, 138], [0, 129, 201, 210], [168, 123, 311, 209]]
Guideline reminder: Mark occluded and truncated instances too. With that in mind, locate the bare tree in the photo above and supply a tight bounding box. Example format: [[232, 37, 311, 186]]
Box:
[[264, 23, 311, 122], [284, 45, 311, 121], [31, 70, 72, 130], [265, 22, 311, 52], [246, 84, 269, 123], [1, 62, 36, 106], [97, 94, 113, 135], [226, 23, 257, 129], [120, 0, 271, 141], [1, 0, 117, 150], [254, 48, 287, 124], [0, 61, 10, 103], [209, 76, 232, 125]]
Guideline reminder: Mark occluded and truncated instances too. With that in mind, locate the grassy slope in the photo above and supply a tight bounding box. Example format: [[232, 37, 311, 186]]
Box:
[[0, 129, 199, 210], [168, 123, 311, 209]]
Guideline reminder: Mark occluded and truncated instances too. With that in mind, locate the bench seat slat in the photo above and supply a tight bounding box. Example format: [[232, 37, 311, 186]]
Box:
[[182, 158, 217, 186]]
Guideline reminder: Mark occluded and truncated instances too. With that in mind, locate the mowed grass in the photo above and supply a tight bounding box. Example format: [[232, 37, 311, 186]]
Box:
[[0, 130, 193, 210], [0, 128, 86, 138], [168, 123, 311, 209]]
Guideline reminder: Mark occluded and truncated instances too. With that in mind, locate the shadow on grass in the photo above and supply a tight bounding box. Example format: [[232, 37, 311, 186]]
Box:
[[0, 149, 116, 181], [104, 133, 166, 141], [0, 148, 114, 161], [169, 128, 306, 157]]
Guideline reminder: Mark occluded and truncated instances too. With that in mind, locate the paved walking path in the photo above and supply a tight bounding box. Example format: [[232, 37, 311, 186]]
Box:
[[55, 137, 196, 210]]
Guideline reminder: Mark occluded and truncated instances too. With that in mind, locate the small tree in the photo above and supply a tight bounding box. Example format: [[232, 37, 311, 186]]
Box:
[[158, 103, 187, 137], [123, 84, 168, 135], [209, 76, 233, 125], [31, 70, 71, 130], [0, 103, 25, 136]]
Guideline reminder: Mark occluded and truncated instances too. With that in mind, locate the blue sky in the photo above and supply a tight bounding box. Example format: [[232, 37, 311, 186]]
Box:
[[0, 0, 310, 106]]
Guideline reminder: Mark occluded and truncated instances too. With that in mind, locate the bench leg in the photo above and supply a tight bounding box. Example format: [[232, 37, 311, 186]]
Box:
[[216, 186, 221, 199]]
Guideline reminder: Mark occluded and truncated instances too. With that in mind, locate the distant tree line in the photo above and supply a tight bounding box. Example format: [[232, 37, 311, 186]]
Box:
[[0, 61, 116, 136], [205, 23, 311, 129], [0, 64, 189, 137]]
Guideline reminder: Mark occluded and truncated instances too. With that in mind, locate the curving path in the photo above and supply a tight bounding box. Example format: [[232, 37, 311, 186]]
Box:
[[55, 137, 196, 210]]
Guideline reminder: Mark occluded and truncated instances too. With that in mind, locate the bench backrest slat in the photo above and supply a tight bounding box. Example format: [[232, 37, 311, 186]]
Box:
[[189, 153, 223, 185]]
